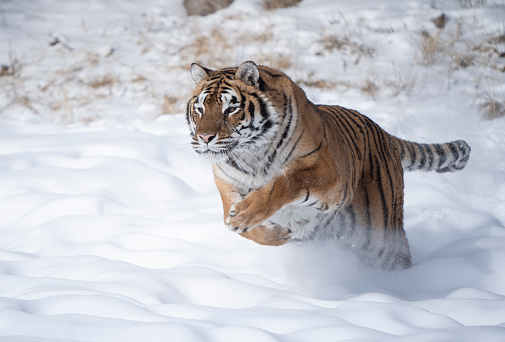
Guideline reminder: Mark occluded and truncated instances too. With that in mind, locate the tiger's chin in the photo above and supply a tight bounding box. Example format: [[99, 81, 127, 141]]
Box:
[[193, 140, 262, 163], [193, 144, 239, 161], [194, 149, 229, 161]]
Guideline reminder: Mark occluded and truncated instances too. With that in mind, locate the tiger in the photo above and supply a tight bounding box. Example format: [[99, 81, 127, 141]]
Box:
[[186, 61, 471, 270]]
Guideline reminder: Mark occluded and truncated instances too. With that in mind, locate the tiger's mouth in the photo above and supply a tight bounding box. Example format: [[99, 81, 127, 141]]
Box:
[[193, 140, 239, 158]]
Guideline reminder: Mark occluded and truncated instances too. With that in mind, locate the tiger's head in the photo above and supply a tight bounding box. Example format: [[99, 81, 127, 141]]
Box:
[[186, 61, 280, 160]]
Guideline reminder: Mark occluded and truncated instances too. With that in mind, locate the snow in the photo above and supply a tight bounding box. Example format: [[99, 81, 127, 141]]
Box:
[[1, 0, 505, 341]]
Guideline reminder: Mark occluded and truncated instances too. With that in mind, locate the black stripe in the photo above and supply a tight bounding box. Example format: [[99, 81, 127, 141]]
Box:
[[408, 141, 416, 170], [299, 141, 322, 159], [216, 164, 242, 183], [259, 69, 284, 78], [258, 97, 270, 119], [374, 156, 389, 230], [330, 108, 363, 160], [265, 124, 288, 166], [382, 240, 396, 269], [458, 141, 469, 157], [301, 188, 310, 203], [248, 102, 255, 121], [361, 191, 372, 251], [363, 119, 387, 175], [336, 211, 346, 238], [365, 122, 394, 230], [324, 205, 340, 230], [448, 142, 459, 165], [434, 144, 447, 170], [276, 104, 293, 150], [185, 100, 193, 131], [283, 93, 289, 114], [282, 129, 304, 164], [263, 93, 293, 167], [347, 205, 356, 237], [426, 144, 435, 171], [261, 119, 273, 133], [322, 108, 359, 186], [417, 144, 426, 169], [399, 140, 406, 160], [227, 155, 251, 175]]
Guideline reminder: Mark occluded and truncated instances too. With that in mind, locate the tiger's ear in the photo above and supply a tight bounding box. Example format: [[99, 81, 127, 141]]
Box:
[[191, 63, 212, 84], [236, 61, 259, 88]]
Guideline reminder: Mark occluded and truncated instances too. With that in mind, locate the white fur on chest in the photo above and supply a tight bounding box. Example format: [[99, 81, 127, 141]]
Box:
[[217, 160, 275, 193], [266, 204, 320, 241]]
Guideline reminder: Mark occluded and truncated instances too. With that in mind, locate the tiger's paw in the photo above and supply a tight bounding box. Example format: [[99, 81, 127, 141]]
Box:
[[225, 204, 243, 232], [239, 223, 291, 246], [226, 200, 271, 233]]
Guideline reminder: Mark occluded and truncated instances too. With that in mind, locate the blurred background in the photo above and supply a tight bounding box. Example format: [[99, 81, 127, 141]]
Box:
[[1, 0, 503, 124]]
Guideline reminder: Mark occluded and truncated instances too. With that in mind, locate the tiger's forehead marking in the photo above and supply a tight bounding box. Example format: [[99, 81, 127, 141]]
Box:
[[202, 73, 236, 91], [197, 77, 240, 106], [196, 91, 208, 104], [195, 87, 241, 116], [221, 89, 239, 104]]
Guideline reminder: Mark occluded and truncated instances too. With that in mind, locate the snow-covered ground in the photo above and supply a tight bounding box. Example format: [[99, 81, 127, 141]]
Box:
[[1, 0, 505, 341]]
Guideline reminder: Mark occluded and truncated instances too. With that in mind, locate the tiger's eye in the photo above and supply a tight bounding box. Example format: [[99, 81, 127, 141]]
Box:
[[224, 107, 239, 116]]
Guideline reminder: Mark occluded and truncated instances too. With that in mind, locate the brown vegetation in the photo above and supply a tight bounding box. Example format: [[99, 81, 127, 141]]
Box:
[[263, 0, 302, 10], [184, 0, 233, 16]]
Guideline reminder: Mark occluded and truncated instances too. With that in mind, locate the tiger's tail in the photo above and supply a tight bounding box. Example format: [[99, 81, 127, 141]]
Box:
[[391, 137, 471, 173]]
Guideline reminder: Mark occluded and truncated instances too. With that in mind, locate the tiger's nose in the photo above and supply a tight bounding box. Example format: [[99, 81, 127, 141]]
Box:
[[198, 133, 216, 144]]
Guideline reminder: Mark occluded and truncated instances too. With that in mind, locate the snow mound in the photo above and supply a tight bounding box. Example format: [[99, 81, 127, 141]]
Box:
[[1, 0, 505, 341]]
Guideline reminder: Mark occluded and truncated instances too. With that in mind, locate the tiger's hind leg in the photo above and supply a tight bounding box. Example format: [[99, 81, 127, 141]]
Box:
[[337, 167, 412, 270], [347, 189, 411, 269]]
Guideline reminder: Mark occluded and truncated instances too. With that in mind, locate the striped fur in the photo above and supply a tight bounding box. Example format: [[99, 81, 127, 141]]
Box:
[[394, 139, 471, 173], [186, 61, 471, 270]]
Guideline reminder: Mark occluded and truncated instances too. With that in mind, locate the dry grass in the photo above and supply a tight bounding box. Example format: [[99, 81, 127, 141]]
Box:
[[320, 29, 374, 64], [418, 19, 467, 67], [182, 21, 293, 72], [361, 79, 379, 98], [385, 70, 417, 98], [417, 17, 504, 72], [1, 40, 19, 77], [263, 0, 302, 10], [1, 64, 13, 77], [414, 16, 505, 119], [257, 53, 293, 71], [89, 75, 116, 89], [161, 95, 179, 115], [14, 95, 38, 113], [184, 0, 233, 16], [474, 32, 505, 65], [419, 30, 444, 65], [182, 26, 232, 68], [299, 79, 337, 89], [2, 2, 503, 124], [459, 0, 488, 8], [479, 94, 505, 120]]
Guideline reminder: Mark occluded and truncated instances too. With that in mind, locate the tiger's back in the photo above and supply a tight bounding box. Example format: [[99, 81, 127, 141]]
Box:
[[186, 61, 471, 270]]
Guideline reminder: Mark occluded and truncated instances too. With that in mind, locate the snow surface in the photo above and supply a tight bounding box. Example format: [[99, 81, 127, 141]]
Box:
[[1, 0, 505, 341]]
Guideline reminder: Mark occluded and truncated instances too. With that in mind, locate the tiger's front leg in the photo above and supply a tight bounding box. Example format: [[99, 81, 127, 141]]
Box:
[[217, 152, 340, 245], [214, 169, 293, 245], [225, 177, 288, 233], [226, 159, 339, 235], [226, 191, 276, 233]]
